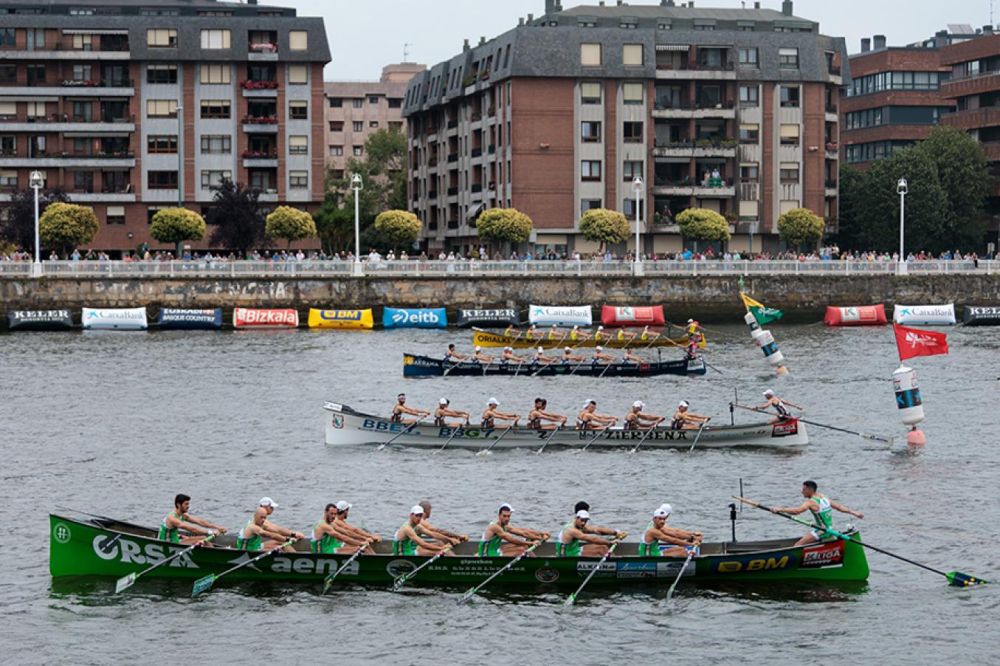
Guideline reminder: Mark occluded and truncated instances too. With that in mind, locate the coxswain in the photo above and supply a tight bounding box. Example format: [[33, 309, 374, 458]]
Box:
[[527, 397, 567, 430], [482, 397, 518, 428], [236, 498, 304, 552], [158, 494, 226, 546], [434, 398, 470, 428], [624, 400, 663, 430], [686, 318, 703, 341], [333, 500, 383, 545], [577, 399, 618, 430], [561, 346, 584, 365], [393, 505, 452, 556], [471, 346, 493, 364], [622, 348, 645, 364], [478, 503, 549, 557], [417, 500, 468, 545], [757, 389, 802, 423], [557, 510, 624, 557], [500, 346, 524, 366], [531, 346, 557, 366], [640, 505, 703, 557], [570, 325, 591, 342], [444, 343, 468, 363], [771, 480, 864, 547], [591, 345, 615, 365], [671, 401, 710, 430], [312, 503, 373, 555], [391, 393, 430, 426]]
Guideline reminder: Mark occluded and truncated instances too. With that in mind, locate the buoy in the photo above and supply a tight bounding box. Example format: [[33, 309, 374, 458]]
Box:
[[892, 365, 925, 426], [906, 427, 927, 447], [743, 311, 760, 333], [775, 364, 790, 376], [752, 329, 785, 366]]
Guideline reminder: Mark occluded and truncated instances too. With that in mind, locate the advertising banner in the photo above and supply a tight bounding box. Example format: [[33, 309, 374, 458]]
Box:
[[232, 308, 300, 329], [455, 308, 519, 328], [307, 308, 375, 329], [823, 304, 887, 327], [382, 307, 447, 329], [7, 309, 74, 331], [599, 305, 665, 328], [892, 304, 956, 326], [157, 308, 223, 330], [82, 307, 148, 331], [962, 305, 1000, 326], [527, 305, 593, 327]]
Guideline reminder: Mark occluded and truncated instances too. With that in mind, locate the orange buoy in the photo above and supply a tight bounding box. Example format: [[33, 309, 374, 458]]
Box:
[[906, 427, 927, 447]]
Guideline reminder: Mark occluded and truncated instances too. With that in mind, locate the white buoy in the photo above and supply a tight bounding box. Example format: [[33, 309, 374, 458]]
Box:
[[752, 329, 785, 366], [743, 311, 760, 332], [892, 365, 925, 425]]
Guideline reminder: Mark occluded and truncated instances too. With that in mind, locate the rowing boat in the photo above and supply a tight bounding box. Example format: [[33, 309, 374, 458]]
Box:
[[472, 328, 706, 350], [403, 353, 707, 378], [49, 514, 868, 589], [323, 402, 809, 449]]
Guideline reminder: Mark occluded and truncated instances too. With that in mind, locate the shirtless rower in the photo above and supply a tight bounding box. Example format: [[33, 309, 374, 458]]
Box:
[[471, 346, 493, 364], [531, 346, 558, 367], [393, 505, 452, 557], [391, 393, 430, 426], [772, 480, 864, 547], [757, 389, 803, 423], [558, 510, 624, 557], [236, 498, 304, 552], [312, 503, 372, 555], [561, 346, 585, 365], [640, 504, 703, 557], [478, 503, 549, 557], [671, 400, 710, 430], [482, 398, 519, 428], [500, 346, 525, 366], [158, 494, 226, 546], [624, 400, 664, 430], [434, 398, 470, 428], [334, 500, 383, 545], [622, 348, 645, 364], [577, 399, 618, 430], [417, 500, 468, 545], [591, 345, 615, 365], [444, 343, 468, 363], [527, 397, 567, 430]]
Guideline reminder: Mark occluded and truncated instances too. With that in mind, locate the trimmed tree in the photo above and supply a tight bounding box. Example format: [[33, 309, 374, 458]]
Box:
[[373, 209, 422, 250], [150, 207, 206, 256], [38, 202, 99, 256], [777, 207, 825, 250], [676, 208, 731, 251], [579, 208, 630, 252], [265, 206, 317, 248], [475, 208, 533, 251]]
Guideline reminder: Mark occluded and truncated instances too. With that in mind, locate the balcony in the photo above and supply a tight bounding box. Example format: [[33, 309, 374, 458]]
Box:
[[471, 147, 483, 158], [447, 153, 458, 163], [248, 43, 279, 61], [447, 186, 459, 196], [242, 150, 278, 167], [68, 191, 136, 203], [471, 183, 483, 193], [825, 142, 839, 160], [241, 80, 279, 97], [655, 62, 736, 81], [0, 44, 130, 60], [940, 71, 1000, 99], [825, 179, 838, 197], [652, 101, 735, 119], [0, 116, 135, 133], [940, 105, 1000, 131], [981, 142, 1000, 161], [0, 152, 136, 168], [242, 116, 279, 133], [1, 83, 135, 97], [653, 178, 735, 198], [257, 189, 278, 202], [651, 140, 737, 158]]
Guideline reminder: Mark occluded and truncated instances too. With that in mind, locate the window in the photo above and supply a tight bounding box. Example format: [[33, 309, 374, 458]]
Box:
[[351, 98, 364, 109], [352, 121, 363, 132], [146, 99, 178, 118], [780, 163, 799, 184], [0, 28, 16, 47], [623, 121, 643, 143], [329, 145, 344, 156], [147, 135, 177, 153], [581, 43, 602, 67], [739, 85, 759, 107], [581, 121, 601, 142], [738, 123, 759, 143], [289, 101, 308, 120], [200, 100, 230, 119], [740, 164, 759, 182], [72, 64, 92, 82], [146, 64, 177, 84], [0, 169, 17, 187], [328, 97, 343, 108], [0, 136, 15, 156], [289, 171, 308, 188], [288, 64, 307, 85], [200, 64, 230, 84], [581, 82, 601, 104], [72, 171, 93, 191], [289, 135, 308, 154], [622, 198, 644, 218], [581, 199, 602, 214], [200, 29, 230, 49], [147, 28, 177, 48], [329, 121, 344, 132], [289, 30, 308, 51], [622, 82, 644, 105], [388, 97, 402, 109], [200, 170, 231, 189], [72, 34, 92, 51], [148, 171, 178, 189], [106, 206, 125, 225], [738, 48, 758, 66], [581, 160, 602, 181], [779, 48, 799, 69], [780, 124, 800, 146], [352, 146, 363, 156], [622, 161, 642, 180], [369, 121, 378, 128], [26, 64, 46, 85], [780, 200, 799, 215], [0, 65, 14, 83], [366, 95, 379, 105], [848, 71, 940, 97], [200, 135, 231, 154], [0, 102, 15, 119], [780, 86, 800, 108], [623, 44, 643, 66]]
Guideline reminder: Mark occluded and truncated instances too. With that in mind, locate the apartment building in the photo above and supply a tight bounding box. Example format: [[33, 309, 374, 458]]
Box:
[[403, 0, 847, 255], [324, 63, 425, 180], [0, 0, 329, 254]]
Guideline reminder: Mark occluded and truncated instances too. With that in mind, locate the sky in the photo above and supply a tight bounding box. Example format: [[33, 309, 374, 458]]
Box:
[[291, 0, 997, 80]]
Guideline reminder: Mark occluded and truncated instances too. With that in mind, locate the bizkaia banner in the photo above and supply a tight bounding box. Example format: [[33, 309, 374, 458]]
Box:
[[232, 308, 300, 329]]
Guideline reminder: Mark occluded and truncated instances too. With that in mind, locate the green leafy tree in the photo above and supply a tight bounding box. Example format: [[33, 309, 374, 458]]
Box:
[[373, 210, 422, 250], [475, 208, 533, 250], [834, 165, 868, 250], [0, 188, 71, 254], [676, 208, 731, 247], [327, 128, 408, 219], [150, 207, 206, 256], [778, 207, 825, 250], [39, 202, 99, 255], [207, 180, 265, 256], [579, 208, 630, 251], [265, 206, 317, 248], [313, 192, 356, 255]]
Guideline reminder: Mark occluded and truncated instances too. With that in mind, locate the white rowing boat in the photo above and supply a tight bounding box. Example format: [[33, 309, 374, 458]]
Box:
[[322, 402, 809, 450]]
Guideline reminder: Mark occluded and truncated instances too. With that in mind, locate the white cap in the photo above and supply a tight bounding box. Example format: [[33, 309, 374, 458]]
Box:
[[439, 397, 449, 405], [583, 399, 596, 408], [653, 507, 670, 518], [633, 400, 644, 408], [572, 325, 579, 329], [475, 346, 482, 352], [504, 346, 513, 352], [410, 505, 425, 515], [598, 326, 604, 330], [488, 397, 499, 405], [658, 503, 673, 517], [678, 400, 689, 408], [596, 345, 603, 351], [259, 497, 278, 508], [763, 389, 775, 397], [564, 347, 572, 352], [575, 510, 591, 520], [335, 500, 351, 512], [499, 502, 514, 512], [687, 319, 694, 324]]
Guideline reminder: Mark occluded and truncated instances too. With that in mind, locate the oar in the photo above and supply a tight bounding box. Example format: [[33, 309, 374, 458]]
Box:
[[577, 426, 608, 453], [435, 422, 467, 454], [628, 418, 665, 455], [375, 415, 428, 452], [392, 544, 454, 591], [565, 539, 621, 606], [734, 497, 988, 587], [598, 361, 616, 378], [476, 423, 516, 456], [530, 360, 552, 377], [699, 356, 724, 375], [512, 359, 526, 377], [459, 538, 546, 602], [322, 543, 368, 594], [687, 420, 710, 453], [666, 547, 696, 603], [535, 425, 562, 455], [732, 404, 894, 445], [117, 533, 217, 593], [191, 537, 298, 597], [442, 359, 464, 377]]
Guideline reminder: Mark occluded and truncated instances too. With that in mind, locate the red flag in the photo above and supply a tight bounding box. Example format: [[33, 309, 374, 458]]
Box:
[[892, 323, 949, 361]]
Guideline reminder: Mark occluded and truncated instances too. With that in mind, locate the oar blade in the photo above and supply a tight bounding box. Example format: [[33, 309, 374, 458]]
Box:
[[114, 572, 136, 594], [191, 574, 217, 597], [947, 571, 989, 587], [563, 593, 577, 607]]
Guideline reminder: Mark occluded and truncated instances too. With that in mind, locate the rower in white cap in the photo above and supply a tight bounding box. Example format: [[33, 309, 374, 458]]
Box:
[[591, 345, 615, 366], [471, 345, 494, 364], [531, 346, 557, 367], [393, 505, 452, 557], [481, 398, 519, 429], [670, 401, 710, 430], [593, 325, 607, 343], [640, 504, 703, 557], [561, 346, 585, 365], [478, 503, 549, 557], [756, 389, 803, 423], [434, 398, 470, 428], [500, 345, 525, 366], [570, 324, 591, 342], [577, 399, 618, 430], [557, 509, 625, 557], [236, 498, 304, 552], [624, 400, 664, 431], [333, 500, 382, 546]]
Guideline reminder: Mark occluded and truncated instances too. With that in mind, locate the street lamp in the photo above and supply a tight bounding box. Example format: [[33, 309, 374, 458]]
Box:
[[351, 173, 363, 276], [29, 170, 43, 276], [897, 177, 908, 276], [176, 105, 184, 207], [632, 175, 644, 276]]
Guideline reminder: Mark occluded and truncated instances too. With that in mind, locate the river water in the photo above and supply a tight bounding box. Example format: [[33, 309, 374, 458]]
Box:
[[1, 323, 998, 665]]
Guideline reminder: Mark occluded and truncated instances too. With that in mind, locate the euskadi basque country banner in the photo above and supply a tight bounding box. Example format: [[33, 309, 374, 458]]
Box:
[[528, 305, 593, 327], [82, 307, 148, 330], [892, 304, 956, 326], [307, 308, 375, 329], [600, 305, 665, 328], [382, 307, 447, 329], [232, 308, 299, 329], [455, 308, 519, 328], [7, 309, 74, 331], [157, 308, 223, 330]]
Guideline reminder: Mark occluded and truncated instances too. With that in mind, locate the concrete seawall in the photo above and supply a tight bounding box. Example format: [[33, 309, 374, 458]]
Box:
[[2, 275, 1000, 323]]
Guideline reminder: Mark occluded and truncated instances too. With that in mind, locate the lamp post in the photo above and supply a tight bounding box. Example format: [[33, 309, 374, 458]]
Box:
[[176, 104, 183, 207], [632, 175, 644, 276], [29, 170, 43, 277], [897, 177, 907, 276], [351, 173, 363, 276]]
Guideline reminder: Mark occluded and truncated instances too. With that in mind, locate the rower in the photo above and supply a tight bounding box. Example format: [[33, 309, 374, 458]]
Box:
[[500, 346, 524, 366], [577, 399, 617, 430], [562, 502, 627, 543], [617, 328, 638, 345], [624, 401, 663, 430], [531, 346, 557, 367], [622, 348, 645, 365], [771, 480, 864, 547], [236, 498, 304, 552], [639, 325, 660, 343], [671, 401, 710, 430], [591, 345, 615, 366], [640, 505, 703, 557], [417, 500, 468, 545], [391, 393, 430, 426], [393, 505, 452, 557], [527, 397, 567, 430], [158, 494, 226, 546], [471, 346, 493, 364], [561, 346, 584, 365], [334, 500, 383, 545], [503, 324, 518, 339], [444, 343, 468, 363], [757, 389, 803, 423], [557, 510, 623, 557], [524, 324, 540, 341], [570, 325, 591, 342], [312, 503, 372, 555], [434, 398, 470, 428], [477, 503, 549, 557], [547, 324, 563, 341], [482, 398, 518, 429], [593, 325, 607, 343]]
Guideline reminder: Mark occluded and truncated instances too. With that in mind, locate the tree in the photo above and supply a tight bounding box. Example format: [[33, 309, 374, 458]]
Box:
[[150, 207, 206, 256], [327, 128, 408, 219], [475, 208, 533, 249], [0, 188, 71, 253], [265, 206, 317, 248], [578, 208, 629, 251], [373, 210, 422, 249], [676, 208, 731, 245], [207, 180, 265, 256], [834, 165, 867, 250], [39, 202, 98, 255], [778, 208, 825, 250], [313, 193, 356, 255]]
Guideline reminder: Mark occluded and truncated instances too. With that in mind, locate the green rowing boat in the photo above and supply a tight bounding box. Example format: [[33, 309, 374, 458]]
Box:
[[49, 514, 870, 591]]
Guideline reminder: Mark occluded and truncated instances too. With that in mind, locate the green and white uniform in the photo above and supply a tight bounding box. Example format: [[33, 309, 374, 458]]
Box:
[[157, 510, 184, 543], [477, 521, 504, 557], [639, 521, 662, 557], [809, 494, 834, 540], [557, 521, 583, 557], [311, 521, 344, 554], [393, 523, 418, 556], [235, 518, 263, 551]]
